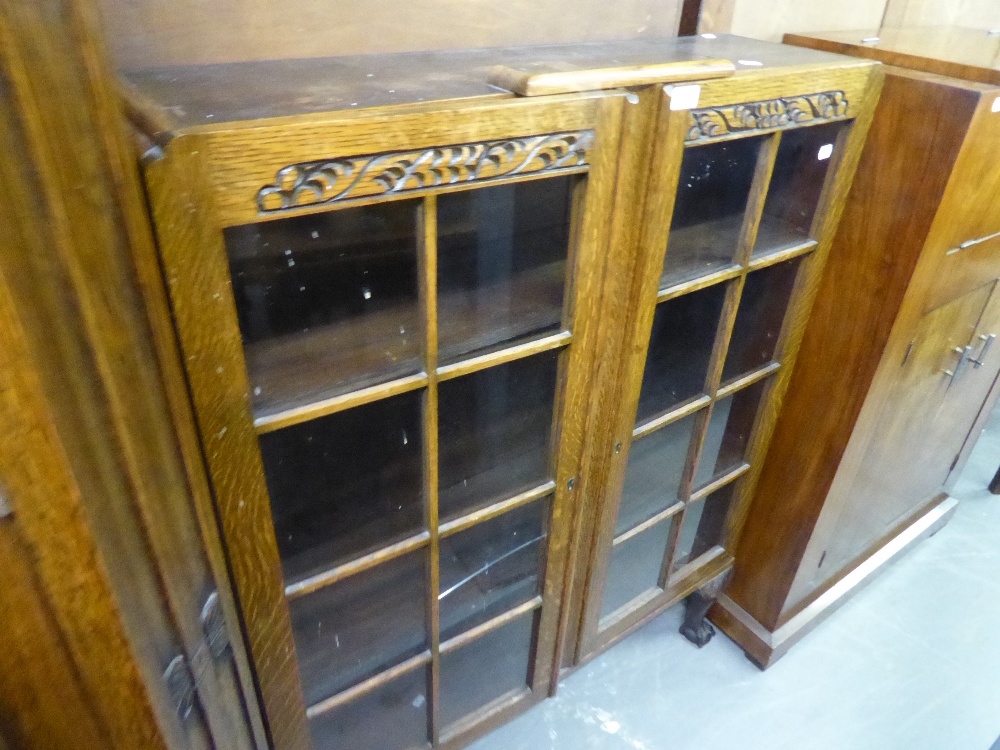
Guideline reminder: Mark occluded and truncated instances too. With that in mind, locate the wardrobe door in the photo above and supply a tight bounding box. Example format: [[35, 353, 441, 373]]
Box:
[[815, 282, 1000, 582]]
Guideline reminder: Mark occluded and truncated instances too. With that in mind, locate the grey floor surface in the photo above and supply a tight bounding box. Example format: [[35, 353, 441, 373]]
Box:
[[470, 411, 1000, 750]]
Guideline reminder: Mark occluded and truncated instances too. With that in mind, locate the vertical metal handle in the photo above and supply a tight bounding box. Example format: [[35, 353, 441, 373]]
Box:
[[943, 345, 973, 380], [969, 333, 996, 367]]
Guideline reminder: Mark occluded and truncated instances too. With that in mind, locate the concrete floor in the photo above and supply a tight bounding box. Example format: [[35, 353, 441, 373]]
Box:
[[471, 411, 1000, 750]]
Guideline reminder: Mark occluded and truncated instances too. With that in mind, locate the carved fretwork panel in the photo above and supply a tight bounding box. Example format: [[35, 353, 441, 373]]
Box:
[[686, 91, 849, 143], [256, 130, 594, 213]]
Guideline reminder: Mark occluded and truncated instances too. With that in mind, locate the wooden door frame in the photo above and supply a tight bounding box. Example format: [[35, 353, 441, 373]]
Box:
[[560, 64, 884, 669], [141, 90, 630, 750]]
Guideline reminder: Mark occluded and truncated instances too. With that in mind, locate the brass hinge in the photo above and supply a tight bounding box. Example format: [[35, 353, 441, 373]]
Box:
[[162, 591, 231, 721]]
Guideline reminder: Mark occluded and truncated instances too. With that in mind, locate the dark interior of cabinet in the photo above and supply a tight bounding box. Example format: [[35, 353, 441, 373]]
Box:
[[222, 172, 585, 749]]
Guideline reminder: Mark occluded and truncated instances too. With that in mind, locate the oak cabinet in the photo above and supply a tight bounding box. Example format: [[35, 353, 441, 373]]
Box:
[[715, 27, 1000, 668], [123, 36, 879, 750], [559, 66, 880, 667]]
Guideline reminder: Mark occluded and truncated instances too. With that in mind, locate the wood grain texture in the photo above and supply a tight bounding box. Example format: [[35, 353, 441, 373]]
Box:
[[119, 36, 866, 132], [721, 34, 1000, 666], [98, 0, 684, 69], [0, 222, 178, 750], [560, 86, 668, 664], [814, 282, 1000, 582], [1, 0, 258, 747], [488, 58, 736, 96], [724, 67, 973, 632], [0, 518, 109, 750], [144, 79, 631, 746], [565, 60, 881, 667], [528, 94, 626, 699], [145, 146, 313, 750]]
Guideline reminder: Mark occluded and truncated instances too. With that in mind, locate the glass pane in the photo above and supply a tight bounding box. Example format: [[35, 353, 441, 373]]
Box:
[[439, 498, 548, 641], [693, 379, 767, 490], [438, 350, 559, 520], [662, 137, 762, 288], [615, 414, 698, 536], [259, 390, 425, 582], [722, 258, 801, 382], [600, 519, 674, 620], [753, 122, 846, 258], [309, 666, 429, 750], [439, 611, 536, 730], [672, 484, 736, 570], [437, 177, 573, 364], [226, 200, 422, 418], [289, 550, 427, 705], [636, 284, 727, 423]]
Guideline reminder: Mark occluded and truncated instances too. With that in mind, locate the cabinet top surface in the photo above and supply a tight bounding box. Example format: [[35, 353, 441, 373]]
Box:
[[787, 27, 1000, 86], [120, 35, 871, 134]]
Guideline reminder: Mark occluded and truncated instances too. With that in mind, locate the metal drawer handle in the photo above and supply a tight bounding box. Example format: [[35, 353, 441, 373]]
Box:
[[970, 334, 996, 368], [943, 345, 973, 379]]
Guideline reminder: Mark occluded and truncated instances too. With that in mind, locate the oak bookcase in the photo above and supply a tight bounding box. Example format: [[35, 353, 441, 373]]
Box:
[[123, 35, 879, 750]]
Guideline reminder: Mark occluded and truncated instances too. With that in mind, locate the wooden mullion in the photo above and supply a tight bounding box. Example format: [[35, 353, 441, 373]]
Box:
[[632, 394, 711, 440], [705, 276, 748, 400], [716, 361, 781, 399], [254, 372, 429, 434], [283, 531, 431, 599], [439, 597, 544, 655], [689, 462, 751, 502], [305, 651, 432, 719], [438, 482, 555, 538], [612, 502, 684, 547], [663, 266, 747, 577], [656, 500, 687, 589], [419, 194, 443, 747], [659, 403, 714, 577], [681, 274, 746, 500], [667, 545, 728, 586], [733, 132, 783, 268], [435, 331, 571, 383], [657, 264, 743, 302], [746, 240, 817, 272]]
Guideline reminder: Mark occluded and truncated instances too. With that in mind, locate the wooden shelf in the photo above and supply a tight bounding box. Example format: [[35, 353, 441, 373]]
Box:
[[437, 261, 566, 365], [752, 212, 812, 258], [661, 213, 744, 289], [247, 261, 565, 422], [289, 547, 428, 706]]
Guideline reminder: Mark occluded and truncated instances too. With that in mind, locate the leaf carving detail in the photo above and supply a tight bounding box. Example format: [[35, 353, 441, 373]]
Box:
[[257, 131, 594, 213]]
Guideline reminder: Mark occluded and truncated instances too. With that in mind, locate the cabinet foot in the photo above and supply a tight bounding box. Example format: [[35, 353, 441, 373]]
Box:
[[989, 464, 1000, 495], [680, 569, 731, 648]]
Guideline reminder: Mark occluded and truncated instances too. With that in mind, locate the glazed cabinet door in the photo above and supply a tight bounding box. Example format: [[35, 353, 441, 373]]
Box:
[[572, 84, 862, 661], [145, 93, 625, 750], [814, 281, 1000, 581]]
